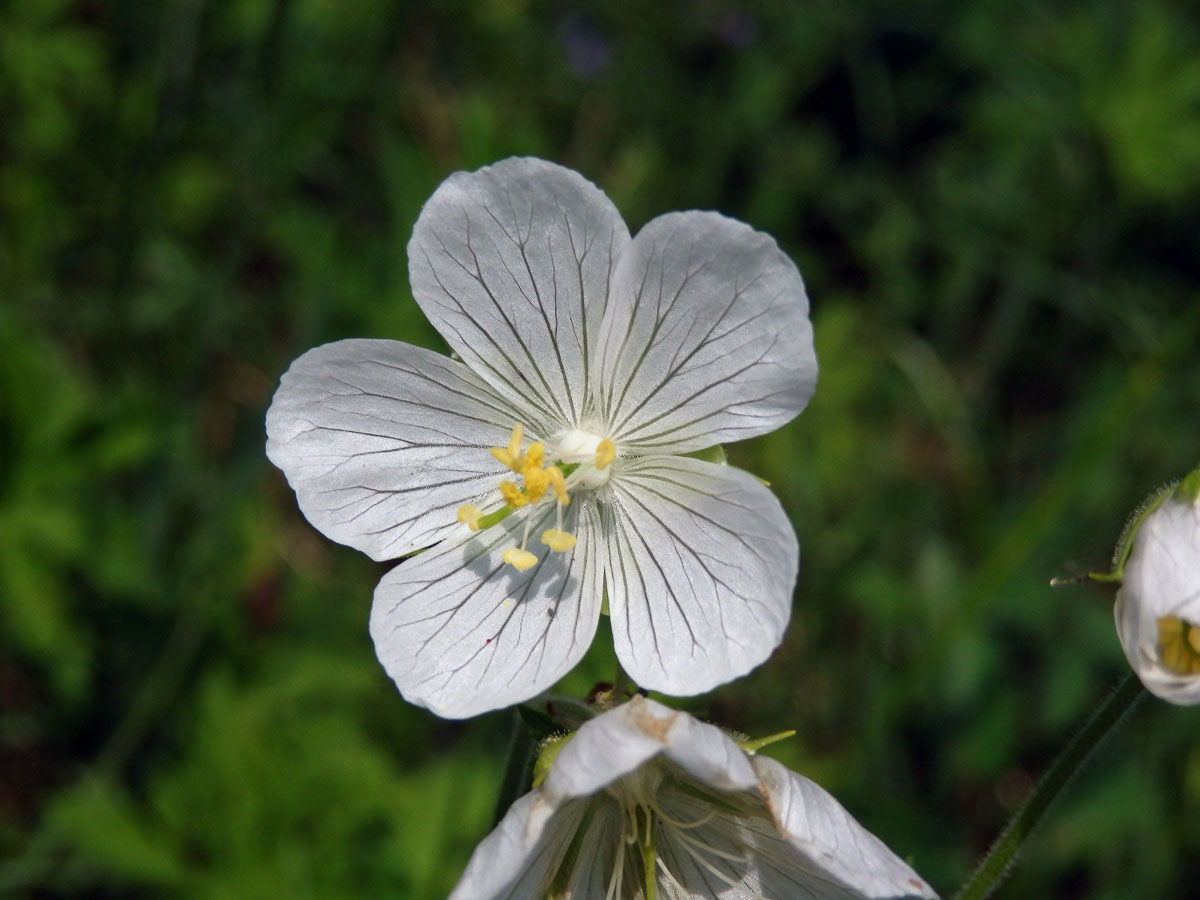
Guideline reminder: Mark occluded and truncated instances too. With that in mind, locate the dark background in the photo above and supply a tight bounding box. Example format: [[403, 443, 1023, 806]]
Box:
[[2, 1, 1199, 897]]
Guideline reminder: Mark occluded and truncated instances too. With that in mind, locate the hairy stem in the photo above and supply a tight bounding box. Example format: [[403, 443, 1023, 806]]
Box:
[[953, 672, 1146, 900]]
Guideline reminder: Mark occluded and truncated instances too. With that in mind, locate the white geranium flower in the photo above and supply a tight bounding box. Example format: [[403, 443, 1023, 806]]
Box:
[[450, 696, 938, 900], [266, 157, 816, 718], [1114, 473, 1200, 704]]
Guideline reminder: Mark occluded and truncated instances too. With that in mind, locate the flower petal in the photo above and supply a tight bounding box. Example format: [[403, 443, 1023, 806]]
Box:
[[542, 695, 675, 800], [265, 339, 524, 561], [751, 755, 940, 899], [655, 787, 933, 900], [447, 792, 591, 900], [604, 456, 798, 694], [370, 498, 604, 718], [558, 805, 628, 899], [544, 695, 757, 802], [596, 210, 817, 453], [408, 157, 631, 432], [652, 795, 797, 899], [1114, 491, 1200, 704]]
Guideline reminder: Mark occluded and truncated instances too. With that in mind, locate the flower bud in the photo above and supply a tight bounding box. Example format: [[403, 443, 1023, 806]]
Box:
[[1114, 468, 1200, 704]]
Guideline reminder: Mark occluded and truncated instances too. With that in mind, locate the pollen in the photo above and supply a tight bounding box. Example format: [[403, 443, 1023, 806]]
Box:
[[595, 438, 616, 470], [523, 441, 544, 471], [502, 547, 538, 571], [541, 529, 577, 552], [521, 459, 550, 503], [456, 504, 483, 531], [499, 481, 528, 509], [1157, 616, 1200, 675]]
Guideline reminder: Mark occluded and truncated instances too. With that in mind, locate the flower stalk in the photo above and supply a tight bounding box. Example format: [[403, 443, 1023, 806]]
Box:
[[491, 709, 538, 828], [952, 672, 1146, 900]]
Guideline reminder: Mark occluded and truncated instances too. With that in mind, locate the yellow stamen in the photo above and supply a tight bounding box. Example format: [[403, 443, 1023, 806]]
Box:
[[481, 423, 596, 567], [547, 466, 570, 505], [595, 438, 616, 470], [1158, 616, 1200, 675], [502, 547, 538, 571], [456, 504, 483, 531], [490, 424, 526, 471], [523, 441, 544, 471], [541, 529, 577, 552], [500, 481, 528, 509], [522, 463, 550, 503]]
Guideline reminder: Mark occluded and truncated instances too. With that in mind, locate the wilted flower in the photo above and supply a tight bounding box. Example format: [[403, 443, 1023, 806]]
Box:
[[450, 696, 938, 900], [267, 158, 816, 717], [1114, 470, 1200, 704]]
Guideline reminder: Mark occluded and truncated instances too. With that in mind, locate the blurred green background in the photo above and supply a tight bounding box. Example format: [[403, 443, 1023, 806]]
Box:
[[2, 0, 1199, 897]]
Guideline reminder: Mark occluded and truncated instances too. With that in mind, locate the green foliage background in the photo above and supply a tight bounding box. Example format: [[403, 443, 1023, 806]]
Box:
[[2, 1, 1199, 897]]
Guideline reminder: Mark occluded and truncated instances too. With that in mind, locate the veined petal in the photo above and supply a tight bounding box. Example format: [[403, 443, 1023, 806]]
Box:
[[654, 786, 935, 900], [408, 157, 631, 430], [265, 339, 530, 561], [597, 211, 817, 454], [652, 794, 790, 900], [369, 498, 604, 719], [751, 755, 939, 899], [558, 803, 625, 898], [448, 792, 592, 900], [604, 456, 797, 694]]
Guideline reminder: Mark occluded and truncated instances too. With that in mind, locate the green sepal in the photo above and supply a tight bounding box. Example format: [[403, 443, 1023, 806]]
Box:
[[680, 444, 778, 486], [519, 695, 598, 738], [1109, 480, 1179, 580], [1175, 464, 1200, 503], [682, 444, 727, 465], [491, 710, 539, 828], [531, 733, 573, 787]]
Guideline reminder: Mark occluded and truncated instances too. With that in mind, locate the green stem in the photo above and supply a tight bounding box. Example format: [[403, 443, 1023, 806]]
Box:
[[491, 709, 538, 827], [952, 672, 1146, 900]]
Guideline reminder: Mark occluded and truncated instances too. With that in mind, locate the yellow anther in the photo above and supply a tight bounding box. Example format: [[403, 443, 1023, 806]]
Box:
[[541, 529, 577, 552], [595, 438, 616, 470], [523, 442, 544, 471], [507, 423, 524, 458], [522, 465, 549, 503], [1158, 616, 1200, 675], [547, 466, 570, 505], [490, 424, 526, 471], [502, 547, 538, 571], [456, 504, 483, 531], [500, 481, 528, 509]]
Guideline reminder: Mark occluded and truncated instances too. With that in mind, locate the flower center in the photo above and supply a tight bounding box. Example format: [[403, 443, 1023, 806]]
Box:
[[601, 765, 767, 900], [456, 423, 617, 570], [1158, 616, 1200, 675]]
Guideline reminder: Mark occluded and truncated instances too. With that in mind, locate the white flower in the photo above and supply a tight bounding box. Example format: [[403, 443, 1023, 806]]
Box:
[[450, 696, 938, 900], [266, 157, 816, 718], [1114, 474, 1200, 704]]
